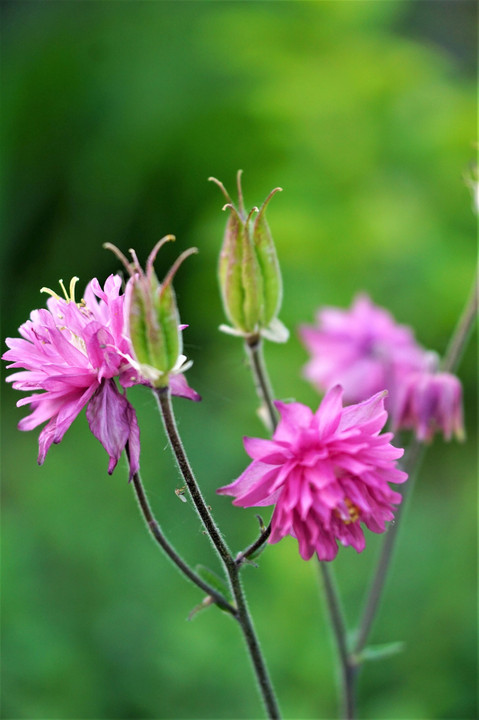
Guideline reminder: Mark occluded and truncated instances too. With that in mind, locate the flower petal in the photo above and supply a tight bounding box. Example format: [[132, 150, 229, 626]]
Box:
[[86, 379, 138, 476]]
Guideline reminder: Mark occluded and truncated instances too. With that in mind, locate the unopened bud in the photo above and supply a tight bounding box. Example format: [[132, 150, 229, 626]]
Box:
[[209, 171, 288, 343], [104, 238, 197, 387]]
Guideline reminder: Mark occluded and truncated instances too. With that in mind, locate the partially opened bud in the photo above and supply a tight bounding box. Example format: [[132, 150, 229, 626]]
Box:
[[105, 238, 197, 387], [210, 171, 288, 343]]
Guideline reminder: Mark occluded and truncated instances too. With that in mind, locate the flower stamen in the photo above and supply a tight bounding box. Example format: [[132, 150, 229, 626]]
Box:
[[41, 277, 81, 305], [335, 498, 360, 525]]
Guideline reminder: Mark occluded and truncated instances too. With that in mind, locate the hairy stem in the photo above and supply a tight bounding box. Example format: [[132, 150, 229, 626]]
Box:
[[236, 522, 272, 567], [238, 336, 278, 561], [319, 562, 356, 719], [127, 447, 236, 616], [155, 387, 281, 719], [155, 387, 232, 566]]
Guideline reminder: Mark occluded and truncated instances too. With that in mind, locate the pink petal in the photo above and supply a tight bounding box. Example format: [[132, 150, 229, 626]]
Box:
[[86, 379, 138, 476], [169, 373, 201, 402], [243, 436, 289, 464]]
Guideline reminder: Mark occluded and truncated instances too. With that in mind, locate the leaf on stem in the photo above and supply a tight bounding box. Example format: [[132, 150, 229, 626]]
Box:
[[357, 641, 405, 663], [195, 564, 232, 602]]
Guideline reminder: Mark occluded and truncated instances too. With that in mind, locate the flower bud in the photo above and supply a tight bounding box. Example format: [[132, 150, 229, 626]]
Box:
[[210, 171, 288, 342], [104, 238, 197, 387]]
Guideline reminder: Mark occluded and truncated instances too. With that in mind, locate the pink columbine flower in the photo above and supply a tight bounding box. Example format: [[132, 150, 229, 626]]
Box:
[[392, 369, 465, 442], [218, 386, 407, 561], [3, 275, 199, 478], [299, 294, 426, 408]]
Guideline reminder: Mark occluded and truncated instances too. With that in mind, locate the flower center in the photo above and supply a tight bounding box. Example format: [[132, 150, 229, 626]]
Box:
[[335, 498, 360, 525]]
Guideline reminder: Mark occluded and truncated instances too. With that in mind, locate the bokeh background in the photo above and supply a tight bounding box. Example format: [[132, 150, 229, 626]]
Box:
[[1, 2, 477, 719]]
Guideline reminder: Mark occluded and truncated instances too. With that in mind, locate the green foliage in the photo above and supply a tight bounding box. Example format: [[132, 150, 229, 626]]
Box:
[[2, 2, 476, 719]]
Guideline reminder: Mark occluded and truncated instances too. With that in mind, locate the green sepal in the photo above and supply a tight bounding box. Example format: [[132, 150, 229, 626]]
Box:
[[253, 192, 282, 326], [218, 207, 246, 330], [241, 213, 264, 331], [155, 281, 181, 380], [128, 282, 152, 367]]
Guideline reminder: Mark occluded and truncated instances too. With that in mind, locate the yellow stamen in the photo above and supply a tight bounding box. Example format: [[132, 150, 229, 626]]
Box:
[[335, 498, 360, 525], [41, 277, 80, 304]]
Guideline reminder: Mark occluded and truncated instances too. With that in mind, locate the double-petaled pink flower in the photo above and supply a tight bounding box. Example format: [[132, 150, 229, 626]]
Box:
[[3, 275, 199, 478], [300, 294, 464, 442], [300, 294, 425, 407], [218, 386, 407, 561]]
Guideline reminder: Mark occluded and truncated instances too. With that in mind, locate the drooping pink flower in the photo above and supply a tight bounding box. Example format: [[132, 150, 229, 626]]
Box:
[[299, 294, 426, 407], [218, 386, 407, 561], [392, 369, 464, 442], [3, 275, 199, 477]]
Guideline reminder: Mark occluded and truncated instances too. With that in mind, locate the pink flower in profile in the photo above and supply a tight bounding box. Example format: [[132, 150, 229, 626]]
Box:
[[218, 386, 407, 561], [299, 294, 425, 407], [392, 369, 464, 442], [3, 275, 199, 478]]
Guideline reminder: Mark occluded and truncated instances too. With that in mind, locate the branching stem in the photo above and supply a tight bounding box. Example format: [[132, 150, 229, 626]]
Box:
[[127, 443, 236, 616], [154, 387, 281, 719]]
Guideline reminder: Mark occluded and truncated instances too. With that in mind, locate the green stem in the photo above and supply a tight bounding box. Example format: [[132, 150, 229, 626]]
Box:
[[155, 387, 281, 719], [442, 274, 478, 373], [353, 439, 424, 656], [128, 446, 236, 616], [353, 270, 478, 657], [154, 387, 232, 566], [245, 335, 279, 432], [319, 562, 356, 720], [238, 336, 278, 562]]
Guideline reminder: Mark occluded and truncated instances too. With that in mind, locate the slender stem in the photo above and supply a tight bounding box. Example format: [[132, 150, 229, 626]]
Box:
[[127, 445, 236, 616], [228, 563, 282, 719], [236, 522, 272, 567], [319, 562, 356, 719], [155, 387, 281, 719], [155, 387, 233, 567], [442, 273, 478, 373], [353, 439, 424, 656], [353, 270, 478, 656], [238, 336, 278, 561], [245, 335, 279, 432]]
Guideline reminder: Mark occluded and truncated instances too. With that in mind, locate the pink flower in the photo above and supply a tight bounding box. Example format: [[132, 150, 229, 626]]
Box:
[[218, 386, 407, 561], [299, 294, 425, 407], [3, 275, 199, 477], [392, 369, 464, 442]]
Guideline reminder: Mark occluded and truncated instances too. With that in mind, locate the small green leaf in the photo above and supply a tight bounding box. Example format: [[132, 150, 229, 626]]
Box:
[[195, 564, 231, 600], [358, 641, 405, 663]]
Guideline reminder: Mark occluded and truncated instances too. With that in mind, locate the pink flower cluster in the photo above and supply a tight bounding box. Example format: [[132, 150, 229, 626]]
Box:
[[3, 276, 199, 477], [300, 294, 464, 442], [218, 386, 407, 561]]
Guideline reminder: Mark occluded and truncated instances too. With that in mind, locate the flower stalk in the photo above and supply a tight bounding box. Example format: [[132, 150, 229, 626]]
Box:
[[353, 269, 478, 656], [235, 334, 279, 564], [154, 386, 281, 719], [126, 442, 236, 616], [245, 334, 279, 433], [319, 562, 357, 720]]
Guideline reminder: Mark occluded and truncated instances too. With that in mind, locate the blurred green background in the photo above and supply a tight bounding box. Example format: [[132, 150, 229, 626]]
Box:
[[1, 2, 477, 719]]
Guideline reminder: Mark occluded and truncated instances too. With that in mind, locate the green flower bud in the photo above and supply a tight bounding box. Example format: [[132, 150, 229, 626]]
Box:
[[105, 238, 197, 387], [210, 171, 288, 343]]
